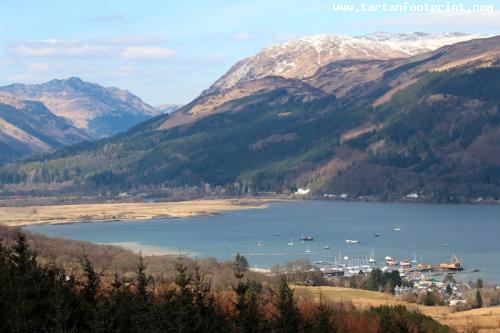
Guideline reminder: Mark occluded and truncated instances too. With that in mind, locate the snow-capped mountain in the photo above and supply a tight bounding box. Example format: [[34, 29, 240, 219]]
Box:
[[361, 32, 488, 56], [206, 32, 486, 93]]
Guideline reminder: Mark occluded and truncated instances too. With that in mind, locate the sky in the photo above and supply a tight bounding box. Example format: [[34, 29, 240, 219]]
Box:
[[0, 0, 498, 105]]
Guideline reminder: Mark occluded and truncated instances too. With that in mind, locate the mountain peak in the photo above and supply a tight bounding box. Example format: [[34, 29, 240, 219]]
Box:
[[0, 78, 158, 138], [206, 32, 487, 94]]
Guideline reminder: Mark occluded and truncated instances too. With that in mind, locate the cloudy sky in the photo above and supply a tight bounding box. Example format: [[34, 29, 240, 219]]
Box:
[[0, 0, 498, 105]]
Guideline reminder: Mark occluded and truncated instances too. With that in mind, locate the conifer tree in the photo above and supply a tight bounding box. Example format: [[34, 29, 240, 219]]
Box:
[[275, 278, 300, 333]]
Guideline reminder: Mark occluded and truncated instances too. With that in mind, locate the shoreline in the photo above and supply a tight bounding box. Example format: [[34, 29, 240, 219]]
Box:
[[99, 241, 195, 257], [0, 198, 281, 227]]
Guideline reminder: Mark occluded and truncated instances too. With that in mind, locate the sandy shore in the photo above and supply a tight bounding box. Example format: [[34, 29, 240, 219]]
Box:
[[99, 242, 195, 257], [0, 198, 276, 227]]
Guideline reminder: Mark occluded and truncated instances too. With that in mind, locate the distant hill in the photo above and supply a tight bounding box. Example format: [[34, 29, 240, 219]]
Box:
[[155, 104, 180, 114], [0, 77, 159, 138], [1, 34, 499, 202], [0, 94, 90, 164]]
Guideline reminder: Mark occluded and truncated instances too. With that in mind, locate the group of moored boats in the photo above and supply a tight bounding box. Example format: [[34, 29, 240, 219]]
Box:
[[258, 229, 463, 272]]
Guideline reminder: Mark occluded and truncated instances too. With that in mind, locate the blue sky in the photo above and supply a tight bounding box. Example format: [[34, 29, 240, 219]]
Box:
[[0, 0, 498, 105]]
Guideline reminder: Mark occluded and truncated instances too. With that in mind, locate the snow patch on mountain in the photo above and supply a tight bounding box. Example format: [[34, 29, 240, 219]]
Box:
[[206, 32, 488, 94]]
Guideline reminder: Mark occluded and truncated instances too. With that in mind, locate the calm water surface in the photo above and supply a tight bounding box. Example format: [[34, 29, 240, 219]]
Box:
[[25, 201, 500, 283]]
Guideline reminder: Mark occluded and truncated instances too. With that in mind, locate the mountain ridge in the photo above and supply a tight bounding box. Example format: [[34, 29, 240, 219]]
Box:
[[0, 77, 159, 138]]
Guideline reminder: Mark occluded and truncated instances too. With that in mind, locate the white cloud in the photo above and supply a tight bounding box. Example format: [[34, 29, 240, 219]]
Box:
[[13, 40, 110, 57], [27, 62, 51, 72], [10, 38, 176, 60], [105, 35, 168, 45], [233, 32, 254, 41], [119, 47, 176, 59]]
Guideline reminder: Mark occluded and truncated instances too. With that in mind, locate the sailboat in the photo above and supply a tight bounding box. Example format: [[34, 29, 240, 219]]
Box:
[[411, 252, 418, 264], [394, 224, 401, 231], [288, 239, 294, 246], [368, 249, 376, 263]]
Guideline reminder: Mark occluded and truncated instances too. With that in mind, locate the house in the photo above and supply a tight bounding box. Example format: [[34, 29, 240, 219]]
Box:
[[296, 187, 311, 195]]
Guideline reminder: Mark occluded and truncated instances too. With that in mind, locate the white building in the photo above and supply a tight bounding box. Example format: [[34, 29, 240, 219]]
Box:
[[296, 187, 311, 195]]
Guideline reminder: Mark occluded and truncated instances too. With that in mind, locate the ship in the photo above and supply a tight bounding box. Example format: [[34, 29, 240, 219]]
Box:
[[400, 259, 411, 269], [345, 239, 360, 244], [384, 256, 398, 266], [439, 255, 463, 271], [368, 249, 376, 263], [300, 235, 314, 241]]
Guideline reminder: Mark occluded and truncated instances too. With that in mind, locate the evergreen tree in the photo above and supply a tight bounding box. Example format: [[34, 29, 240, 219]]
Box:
[[275, 278, 300, 333], [313, 293, 335, 333], [476, 290, 483, 308]]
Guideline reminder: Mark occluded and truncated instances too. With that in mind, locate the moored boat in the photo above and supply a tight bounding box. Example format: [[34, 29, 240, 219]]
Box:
[[400, 259, 411, 268], [384, 256, 398, 266], [439, 255, 463, 270]]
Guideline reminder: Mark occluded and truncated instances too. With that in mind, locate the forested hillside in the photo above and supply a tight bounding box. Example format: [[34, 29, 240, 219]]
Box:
[[0, 36, 498, 202]]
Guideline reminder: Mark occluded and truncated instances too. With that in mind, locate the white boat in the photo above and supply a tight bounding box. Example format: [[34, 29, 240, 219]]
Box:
[[324, 245, 330, 249], [384, 256, 398, 266], [345, 239, 360, 244], [368, 249, 376, 263], [394, 224, 401, 231], [400, 259, 411, 268], [257, 241, 263, 248], [288, 239, 294, 246], [305, 246, 311, 253], [411, 252, 418, 264], [343, 255, 349, 261]]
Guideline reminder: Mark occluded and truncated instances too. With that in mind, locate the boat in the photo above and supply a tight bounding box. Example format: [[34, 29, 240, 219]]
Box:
[[343, 255, 349, 261], [368, 249, 376, 263], [400, 259, 411, 268], [394, 224, 401, 231], [417, 262, 433, 271], [257, 241, 263, 248], [324, 245, 330, 250], [439, 255, 463, 270], [384, 256, 398, 266], [374, 233, 380, 237], [300, 236, 314, 241], [411, 252, 418, 264], [288, 239, 294, 246], [274, 233, 280, 237], [305, 246, 311, 253], [345, 239, 360, 244]]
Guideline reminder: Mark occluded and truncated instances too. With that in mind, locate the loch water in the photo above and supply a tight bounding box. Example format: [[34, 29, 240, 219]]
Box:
[[25, 201, 500, 283]]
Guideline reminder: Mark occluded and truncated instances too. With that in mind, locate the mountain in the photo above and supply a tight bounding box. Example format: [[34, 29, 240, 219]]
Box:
[[0, 77, 158, 138], [171, 33, 486, 128], [155, 104, 181, 114], [205, 32, 485, 94], [0, 94, 90, 164], [1, 34, 499, 202]]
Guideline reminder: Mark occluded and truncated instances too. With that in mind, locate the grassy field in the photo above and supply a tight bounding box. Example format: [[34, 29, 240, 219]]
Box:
[[0, 198, 273, 226], [295, 286, 500, 333]]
